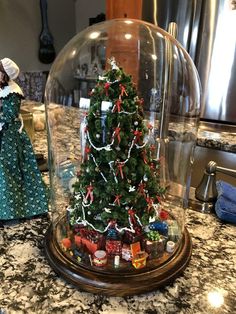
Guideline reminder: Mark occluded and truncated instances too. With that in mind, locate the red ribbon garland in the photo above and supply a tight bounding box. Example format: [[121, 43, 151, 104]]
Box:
[[113, 127, 121, 144], [141, 150, 148, 164], [114, 194, 122, 206], [116, 162, 124, 179], [104, 82, 111, 96], [138, 182, 146, 196], [85, 184, 94, 202], [146, 196, 153, 211], [113, 99, 123, 113], [133, 130, 142, 143], [119, 84, 128, 97], [128, 209, 141, 234]]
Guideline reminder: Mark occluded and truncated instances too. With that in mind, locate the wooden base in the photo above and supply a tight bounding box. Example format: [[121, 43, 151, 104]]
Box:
[[44, 225, 192, 296]]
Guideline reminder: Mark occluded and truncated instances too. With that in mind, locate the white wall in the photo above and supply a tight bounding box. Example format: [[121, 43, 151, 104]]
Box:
[[0, 0, 76, 72], [75, 0, 106, 33], [0, 0, 105, 72]]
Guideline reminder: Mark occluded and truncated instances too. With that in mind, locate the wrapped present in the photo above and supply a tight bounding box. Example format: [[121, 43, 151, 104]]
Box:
[[145, 240, 159, 258], [75, 228, 105, 254], [121, 244, 132, 261], [132, 251, 148, 269], [61, 238, 72, 251], [130, 242, 141, 257], [74, 235, 82, 247], [81, 237, 99, 254], [75, 233, 105, 254], [93, 250, 107, 267], [149, 220, 168, 236], [105, 239, 122, 255]]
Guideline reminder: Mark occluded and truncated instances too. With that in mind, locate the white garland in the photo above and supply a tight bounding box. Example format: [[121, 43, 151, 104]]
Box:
[[108, 161, 118, 183], [74, 203, 143, 234], [90, 153, 108, 182]]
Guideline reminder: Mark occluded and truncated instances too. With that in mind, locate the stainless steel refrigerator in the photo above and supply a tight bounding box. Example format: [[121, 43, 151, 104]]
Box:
[[142, 0, 236, 124], [142, 0, 236, 187]]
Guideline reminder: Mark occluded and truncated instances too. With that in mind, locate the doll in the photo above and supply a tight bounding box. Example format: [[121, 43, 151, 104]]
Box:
[[0, 58, 48, 220]]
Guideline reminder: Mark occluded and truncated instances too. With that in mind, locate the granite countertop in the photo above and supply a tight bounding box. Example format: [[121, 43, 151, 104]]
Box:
[[197, 124, 236, 153], [0, 209, 235, 314], [1, 122, 236, 314]]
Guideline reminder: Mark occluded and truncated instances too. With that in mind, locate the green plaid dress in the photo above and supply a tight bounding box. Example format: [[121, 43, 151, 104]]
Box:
[[0, 91, 48, 220]]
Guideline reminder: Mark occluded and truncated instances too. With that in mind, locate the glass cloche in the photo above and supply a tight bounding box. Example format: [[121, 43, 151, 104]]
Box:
[[44, 18, 201, 296]]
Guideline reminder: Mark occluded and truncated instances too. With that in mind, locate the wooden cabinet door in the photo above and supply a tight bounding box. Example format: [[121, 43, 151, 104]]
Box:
[[106, 0, 142, 20], [105, 0, 143, 84]]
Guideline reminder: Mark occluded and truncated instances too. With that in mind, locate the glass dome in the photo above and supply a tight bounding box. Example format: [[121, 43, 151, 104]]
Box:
[[44, 18, 201, 295]]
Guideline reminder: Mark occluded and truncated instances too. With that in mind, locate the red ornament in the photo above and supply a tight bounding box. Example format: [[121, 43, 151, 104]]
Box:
[[84, 146, 91, 160], [128, 209, 135, 216], [159, 210, 169, 220]]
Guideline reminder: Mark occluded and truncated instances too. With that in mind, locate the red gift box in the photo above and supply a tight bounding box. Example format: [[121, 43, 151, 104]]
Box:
[[74, 230, 105, 254], [105, 239, 122, 255]]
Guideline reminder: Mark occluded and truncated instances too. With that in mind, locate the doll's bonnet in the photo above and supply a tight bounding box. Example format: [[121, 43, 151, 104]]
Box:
[[0, 58, 20, 80]]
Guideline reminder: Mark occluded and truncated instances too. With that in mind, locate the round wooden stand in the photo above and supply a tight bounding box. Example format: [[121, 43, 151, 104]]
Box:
[[44, 225, 192, 296]]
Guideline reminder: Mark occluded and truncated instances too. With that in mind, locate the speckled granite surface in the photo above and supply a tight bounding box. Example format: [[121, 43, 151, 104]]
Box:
[[1, 115, 236, 313], [0, 209, 235, 314], [197, 128, 236, 153]]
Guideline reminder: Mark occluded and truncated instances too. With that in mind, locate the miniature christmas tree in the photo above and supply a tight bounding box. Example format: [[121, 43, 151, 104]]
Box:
[[69, 58, 166, 237]]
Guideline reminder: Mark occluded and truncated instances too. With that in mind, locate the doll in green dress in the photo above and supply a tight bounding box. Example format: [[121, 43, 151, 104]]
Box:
[[0, 58, 48, 220]]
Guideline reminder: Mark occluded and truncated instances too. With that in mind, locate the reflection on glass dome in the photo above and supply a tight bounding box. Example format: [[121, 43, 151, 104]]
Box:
[[44, 18, 201, 295]]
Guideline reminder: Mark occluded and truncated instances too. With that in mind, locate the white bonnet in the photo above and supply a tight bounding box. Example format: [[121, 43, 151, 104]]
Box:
[[0, 58, 20, 80]]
